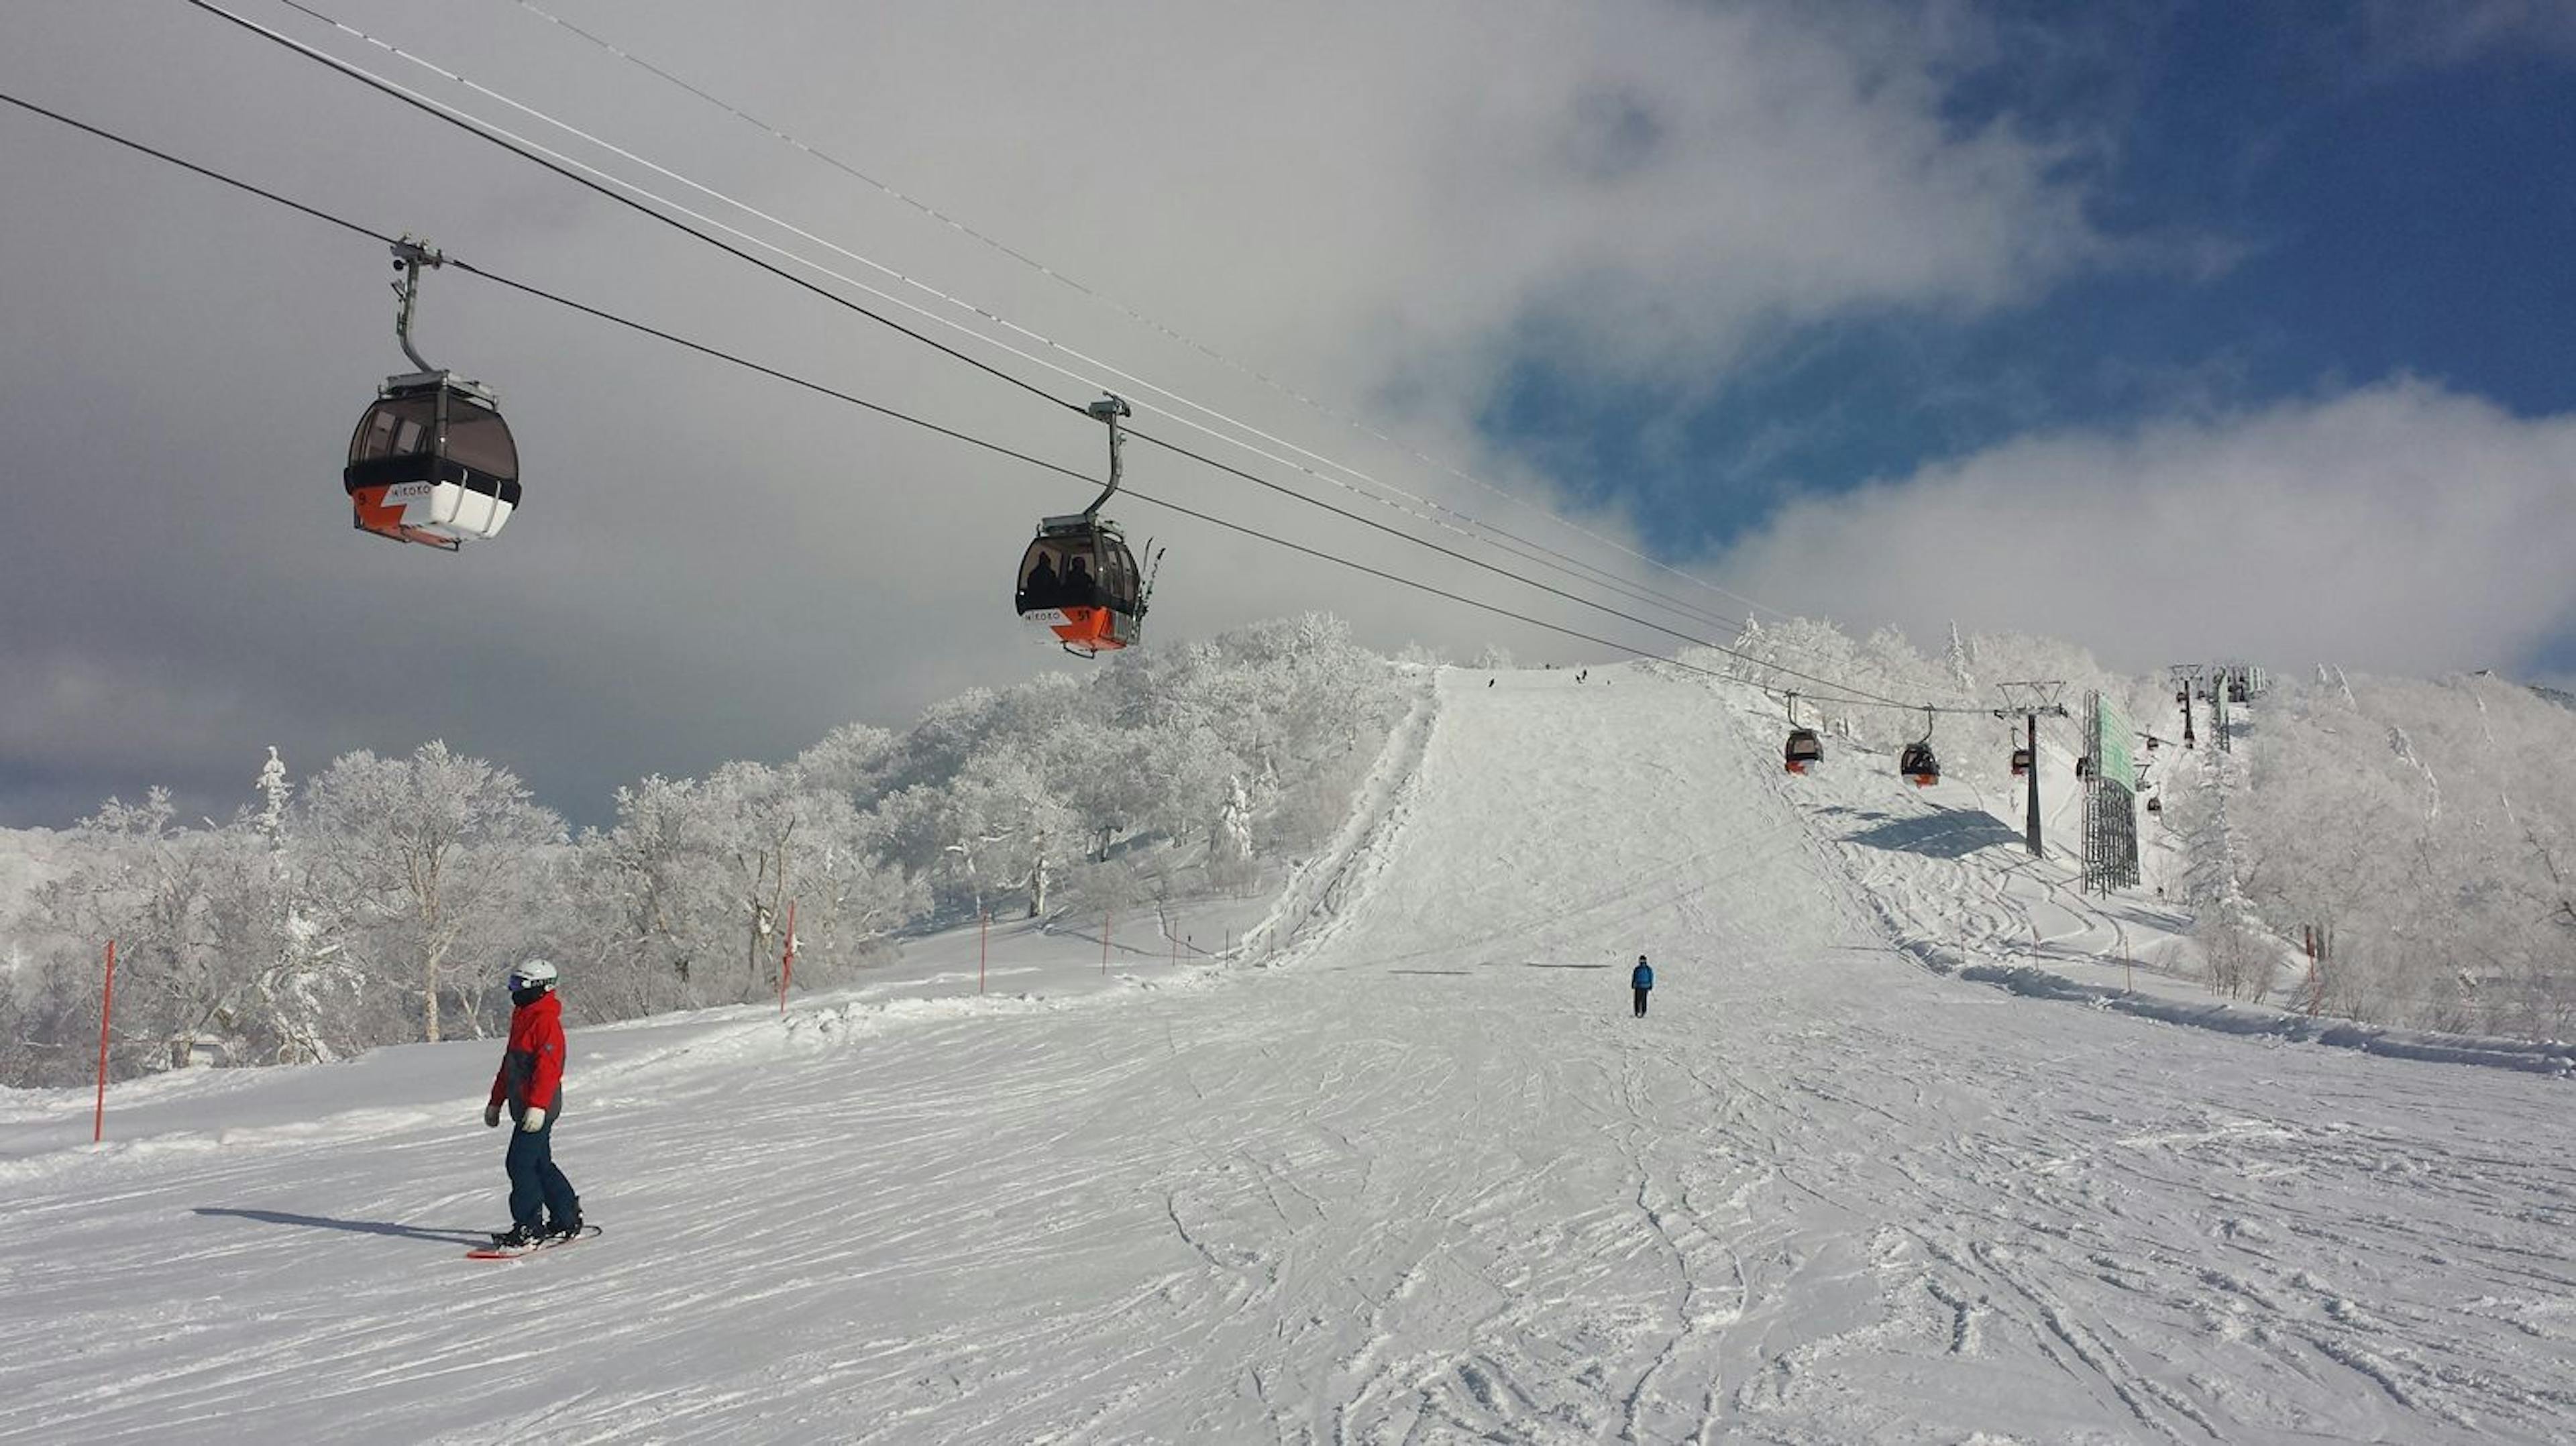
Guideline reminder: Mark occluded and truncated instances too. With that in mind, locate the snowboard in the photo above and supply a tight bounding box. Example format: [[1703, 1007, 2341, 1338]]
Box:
[[466, 1223, 602, 1261]]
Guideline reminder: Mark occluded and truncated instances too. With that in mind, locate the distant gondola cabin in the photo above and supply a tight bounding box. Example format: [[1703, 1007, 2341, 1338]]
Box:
[[1784, 728, 1823, 774], [1898, 741, 1940, 787]]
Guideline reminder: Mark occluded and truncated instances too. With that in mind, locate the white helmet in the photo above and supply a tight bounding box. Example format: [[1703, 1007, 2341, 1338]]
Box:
[[508, 958, 559, 991]]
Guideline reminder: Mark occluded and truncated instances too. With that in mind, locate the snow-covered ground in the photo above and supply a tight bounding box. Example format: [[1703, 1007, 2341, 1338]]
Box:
[[4, 665, 2572, 1443]]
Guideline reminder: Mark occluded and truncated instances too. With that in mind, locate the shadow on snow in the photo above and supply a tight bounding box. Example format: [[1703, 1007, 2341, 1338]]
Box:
[[1831, 807, 2027, 860], [193, 1208, 490, 1247]]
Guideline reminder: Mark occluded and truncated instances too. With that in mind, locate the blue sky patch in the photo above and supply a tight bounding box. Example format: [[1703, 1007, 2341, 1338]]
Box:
[[1481, 4, 2576, 556]]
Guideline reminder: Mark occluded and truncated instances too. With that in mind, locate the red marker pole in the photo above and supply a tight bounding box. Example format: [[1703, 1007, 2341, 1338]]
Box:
[[777, 900, 796, 1017], [1102, 911, 1112, 976], [93, 940, 117, 1144]]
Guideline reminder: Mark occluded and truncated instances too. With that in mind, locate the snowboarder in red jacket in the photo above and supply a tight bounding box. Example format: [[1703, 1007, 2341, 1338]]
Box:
[[484, 960, 581, 1249]]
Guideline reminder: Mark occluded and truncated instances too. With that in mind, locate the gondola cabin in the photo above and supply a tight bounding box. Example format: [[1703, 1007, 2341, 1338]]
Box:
[[1015, 516, 1144, 657], [1898, 741, 1940, 787], [2009, 746, 2032, 778], [2146, 793, 2163, 814], [1784, 727, 1823, 774], [344, 372, 520, 549]]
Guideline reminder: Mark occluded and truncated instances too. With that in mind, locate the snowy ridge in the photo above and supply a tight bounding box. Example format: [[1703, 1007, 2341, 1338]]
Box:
[[1235, 665, 1440, 966], [1953, 963, 2576, 1074]]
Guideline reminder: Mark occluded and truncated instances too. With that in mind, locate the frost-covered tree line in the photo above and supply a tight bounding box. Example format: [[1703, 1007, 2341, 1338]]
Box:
[[2224, 671, 2576, 1037], [0, 615, 1399, 1086], [1683, 619, 2576, 1038]]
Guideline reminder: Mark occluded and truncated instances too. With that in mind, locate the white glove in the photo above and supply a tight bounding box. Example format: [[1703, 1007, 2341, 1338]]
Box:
[[521, 1107, 547, 1133], [484, 1104, 502, 1129]]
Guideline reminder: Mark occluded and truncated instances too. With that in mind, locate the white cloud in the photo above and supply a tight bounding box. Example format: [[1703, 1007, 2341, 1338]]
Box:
[[939, 0, 2100, 404], [1711, 379, 2576, 678]]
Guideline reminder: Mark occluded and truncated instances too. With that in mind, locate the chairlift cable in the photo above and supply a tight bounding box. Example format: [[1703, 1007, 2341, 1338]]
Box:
[[0, 84, 1957, 720], [178, 0, 1079, 415], [181, 0, 1898, 698], [492, 0, 1798, 630], [1121, 422, 1924, 708], [188, 0, 1925, 700], [253, 0, 1748, 637]]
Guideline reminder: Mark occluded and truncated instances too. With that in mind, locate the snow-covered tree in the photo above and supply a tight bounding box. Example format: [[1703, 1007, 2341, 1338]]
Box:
[[305, 742, 563, 1043], [233, 748, 359, 1064], [1208, 773, 1258, 894], [37, 790, 248, 1070], [0, 613, 1405, 1082]]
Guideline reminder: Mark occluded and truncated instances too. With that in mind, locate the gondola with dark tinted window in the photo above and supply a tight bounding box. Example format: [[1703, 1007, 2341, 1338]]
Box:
[[1898, 709, 1940, 787], [2009, 745, 2032, 777], [1782, 693, 1823, 774], [1016, 395, 1161, 657], [344, 239, 519, 549], [1785, 728, 1824, 773]]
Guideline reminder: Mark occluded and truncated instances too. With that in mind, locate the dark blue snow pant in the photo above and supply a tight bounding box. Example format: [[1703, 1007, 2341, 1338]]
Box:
[[504, 1107, 580, 1231], [1632, 987, 1650, 1017]]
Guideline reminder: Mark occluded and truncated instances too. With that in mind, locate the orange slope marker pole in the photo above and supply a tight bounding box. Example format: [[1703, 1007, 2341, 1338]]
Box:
[[93, 940, 117, 1144]]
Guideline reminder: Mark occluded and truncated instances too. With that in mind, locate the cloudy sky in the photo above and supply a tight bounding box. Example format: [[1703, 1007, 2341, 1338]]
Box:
[[3, 0, 2573, 828]]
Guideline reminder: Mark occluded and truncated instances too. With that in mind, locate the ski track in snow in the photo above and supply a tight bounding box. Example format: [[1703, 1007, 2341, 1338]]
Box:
[[3, 665, 2573, 1443]]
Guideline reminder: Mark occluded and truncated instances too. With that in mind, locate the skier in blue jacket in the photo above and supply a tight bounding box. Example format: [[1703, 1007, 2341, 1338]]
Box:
[[1631, 954, 1653, 1017]]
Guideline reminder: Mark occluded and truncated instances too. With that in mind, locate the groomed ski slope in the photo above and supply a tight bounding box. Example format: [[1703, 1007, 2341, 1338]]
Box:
[[5, 665, 2573, 1444]]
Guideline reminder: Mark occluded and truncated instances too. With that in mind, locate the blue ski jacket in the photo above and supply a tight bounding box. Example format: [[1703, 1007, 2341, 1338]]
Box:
[[1631, 962, 1653, 990]]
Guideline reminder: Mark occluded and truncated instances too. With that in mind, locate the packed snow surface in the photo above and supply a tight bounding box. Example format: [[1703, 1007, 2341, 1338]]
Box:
[[4, 666, 2571, 1443]]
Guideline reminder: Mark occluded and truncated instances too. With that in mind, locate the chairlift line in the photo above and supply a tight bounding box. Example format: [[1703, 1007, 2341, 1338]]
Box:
[[252, 0, 1750, 641], [0, 87, 1708, 687], [70, 11, 2047, 732], [187, 0, 1814, 674], [177, 0, 1961, 710], [5, 85, 2006, 722], [488, 0, 1796, 634]]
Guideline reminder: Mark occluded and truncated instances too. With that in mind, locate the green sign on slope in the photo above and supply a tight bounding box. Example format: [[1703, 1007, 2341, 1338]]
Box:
[[2096, 697, 2135, 793]]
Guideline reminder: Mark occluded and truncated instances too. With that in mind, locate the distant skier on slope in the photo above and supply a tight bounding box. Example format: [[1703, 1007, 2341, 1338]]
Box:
[[484, 960, 582, 1250], [1631, 954, 1654, 1017]]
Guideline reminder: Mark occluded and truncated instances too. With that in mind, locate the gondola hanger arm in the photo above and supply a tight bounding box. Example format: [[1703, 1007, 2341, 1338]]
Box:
[[1083, 392, 1130, 522]]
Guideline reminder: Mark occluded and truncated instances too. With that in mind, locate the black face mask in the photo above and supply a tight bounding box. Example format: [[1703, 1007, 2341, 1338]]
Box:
[[510, 984, 550, 1009]]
